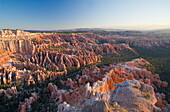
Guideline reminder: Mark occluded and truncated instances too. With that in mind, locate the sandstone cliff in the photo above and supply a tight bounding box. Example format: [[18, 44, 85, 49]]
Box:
[[0, 39, 35, 54], [0, 29, 30, 38], [0, 30, 169, 112], [57, 80, 160, 112]]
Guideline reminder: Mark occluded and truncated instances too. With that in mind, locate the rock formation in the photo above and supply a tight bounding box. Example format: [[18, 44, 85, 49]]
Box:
[[0, 30, 169, 112], [18, 93, 39, 112], [0, 39, 35, 54], [95, 31, 170, 48], [109, 80, 158, 112], [0, 49, 11, 65], [0, 29, 30, 38], [0, 86, 17, 99], [29, 51, 100, 71], [57, 80, 161, 112]]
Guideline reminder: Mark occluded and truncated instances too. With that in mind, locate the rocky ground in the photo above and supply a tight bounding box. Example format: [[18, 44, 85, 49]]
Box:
[[0, 30, 169, 112]]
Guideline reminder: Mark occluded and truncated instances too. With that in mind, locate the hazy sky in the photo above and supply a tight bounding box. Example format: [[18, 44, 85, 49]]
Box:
[[0, 0, 170, 30]]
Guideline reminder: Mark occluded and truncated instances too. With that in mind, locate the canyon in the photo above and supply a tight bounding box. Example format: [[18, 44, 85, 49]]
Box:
[[0, 29, 169, 112]]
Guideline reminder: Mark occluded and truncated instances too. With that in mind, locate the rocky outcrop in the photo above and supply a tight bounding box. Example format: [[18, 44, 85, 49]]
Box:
[[57, 80, 160, 112], [1, 57, 168, 108], [13, 61, 46, 71], [0, 31, 169, 112], [18, 93, 39, 112], [82, 58, 168, 91], [29, 51, 100, 71], [29, 33, 136, 55], [0, 86, 17, 99], [109, 79, 158, 112], [0, 29, 30, 38], [0, 67, 18, 84], [0, 39, 35, 54], [46, 83, 86, 105], [58, 100, 127, 112], [81, 100, 127, 112], [0, 67, 47, 86], [0, 49, 11, 65], [155, 93, 168, 108], [0, 30, 35, 54], [95, 32, 170, 48], [84, 68, 134, 94], [53, 58, 167, 111]]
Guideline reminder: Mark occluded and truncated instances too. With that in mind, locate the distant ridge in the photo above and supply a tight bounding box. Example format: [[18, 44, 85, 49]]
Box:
[[2, 27, 170, 34]]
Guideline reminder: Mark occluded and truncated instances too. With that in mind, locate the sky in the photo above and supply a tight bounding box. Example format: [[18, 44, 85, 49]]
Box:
[[0, 0, 170, 30]]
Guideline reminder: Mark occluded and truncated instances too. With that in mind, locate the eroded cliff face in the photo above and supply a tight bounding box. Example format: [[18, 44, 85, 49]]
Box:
[[0, 30, 137, 86], [0, 29, 30, 38], [0, 40, 35, 54], [0, 58, 168, 112], [0, 30, 169, 112], [57, 80, 160, 112], [95, 31, 170, 48], [0, 49, 11, 65], [109, 80, 157, 112], [0, 30, 36, 55], [43, 58, 167, 112], [18, 93, 39, 112]]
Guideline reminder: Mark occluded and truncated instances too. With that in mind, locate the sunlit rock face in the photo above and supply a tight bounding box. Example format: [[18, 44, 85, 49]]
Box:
[[0, 29, 30, 38], [0, 30, 169, 112], [81, 58, 167, 91], [0, 40, 35, 54], [109, 79, 157, 112], [0, 30, 35, 55], [43, 59, 167, 112], [29, 51, 100, 72], [0, 49, 11, 65], [57, 80, 160, 112], [95, 32, 170, 48]]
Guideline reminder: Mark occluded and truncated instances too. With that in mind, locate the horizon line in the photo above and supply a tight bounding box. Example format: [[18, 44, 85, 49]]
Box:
[[1, 27, 170, 31]]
